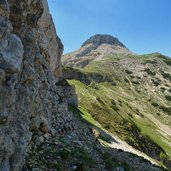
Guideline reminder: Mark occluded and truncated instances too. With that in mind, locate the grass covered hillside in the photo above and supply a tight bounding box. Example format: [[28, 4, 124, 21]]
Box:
[[62, 35, 171, 169]]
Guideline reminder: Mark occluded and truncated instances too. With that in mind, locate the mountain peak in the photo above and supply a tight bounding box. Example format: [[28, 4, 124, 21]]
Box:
[[62, 34, 132, 68], [81, 34, 126, 48]]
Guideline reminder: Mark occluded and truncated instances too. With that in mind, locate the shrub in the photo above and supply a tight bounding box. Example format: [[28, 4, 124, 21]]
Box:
[[98, 132, 112, 143], [59, 148, 70, 160], [96, 97, 105, 105], [125, 70, 133, 74], [128, 113, 133, 118], [101, 152, 119, 170], [161, 72, 171, 81], [144, 68, 156, 75], [165, 95, 171, 101], [56, 163, 62, 171], [131, 80, 140, 84], [160, 152, 168, 161], [111, 99, 120, 111], [76, 148, 93, 170], [124, 78, 130, 83], [160, 87, 166, 92], [89, 81, 99, 90], [151, 79, 160, 86], [145, 60, 157, 65], [151, 102, 159, 107], [159, 105, 171, 115], [163, 59, 171, 67], [136, 76, 141, 79]]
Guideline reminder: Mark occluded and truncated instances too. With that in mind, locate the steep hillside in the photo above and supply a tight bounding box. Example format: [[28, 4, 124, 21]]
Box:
[[63, 35, 171, 169]]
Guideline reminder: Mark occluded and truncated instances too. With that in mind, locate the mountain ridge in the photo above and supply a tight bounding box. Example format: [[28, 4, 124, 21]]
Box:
[[62, 35, 171, 170]]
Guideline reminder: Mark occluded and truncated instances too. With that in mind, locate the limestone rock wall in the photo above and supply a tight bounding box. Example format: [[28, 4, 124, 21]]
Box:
[[38, 0, 63, 76], [0, 0, 73, 170]]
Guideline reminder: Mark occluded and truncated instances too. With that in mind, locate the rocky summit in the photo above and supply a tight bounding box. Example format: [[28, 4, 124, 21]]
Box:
[[0, 0, 170, 171], [81, 34, 126, 48]]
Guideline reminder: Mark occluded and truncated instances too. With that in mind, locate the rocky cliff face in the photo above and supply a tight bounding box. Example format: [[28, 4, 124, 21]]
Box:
[[0, 0, 73, 170]]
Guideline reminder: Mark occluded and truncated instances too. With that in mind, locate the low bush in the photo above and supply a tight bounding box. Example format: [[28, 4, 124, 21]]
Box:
[[165, 95, 171, 101], [144, 68, 156, 75]]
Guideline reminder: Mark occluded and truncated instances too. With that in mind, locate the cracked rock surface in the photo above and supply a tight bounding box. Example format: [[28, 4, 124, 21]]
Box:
[[0, 1, 72, 170]]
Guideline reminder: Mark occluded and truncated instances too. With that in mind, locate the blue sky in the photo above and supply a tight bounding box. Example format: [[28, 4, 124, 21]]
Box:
[[48, 0, 171, 57]]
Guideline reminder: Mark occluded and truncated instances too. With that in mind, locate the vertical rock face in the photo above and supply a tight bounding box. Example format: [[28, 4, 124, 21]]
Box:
[[38, 0, 63, 76], [0, 0, 73, 170]]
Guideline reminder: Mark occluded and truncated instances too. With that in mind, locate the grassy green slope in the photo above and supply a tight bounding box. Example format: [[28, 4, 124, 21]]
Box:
[[65, 53, 171, 168]]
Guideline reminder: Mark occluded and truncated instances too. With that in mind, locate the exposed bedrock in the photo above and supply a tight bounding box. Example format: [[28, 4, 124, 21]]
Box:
[[0, 1, 73, 170]]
